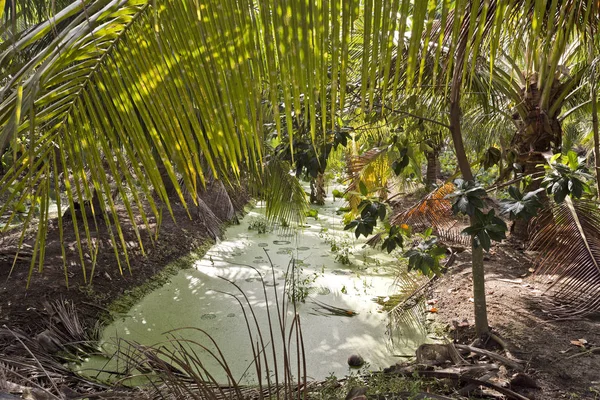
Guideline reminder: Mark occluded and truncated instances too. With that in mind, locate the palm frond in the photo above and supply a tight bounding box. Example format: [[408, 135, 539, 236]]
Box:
[[344, 146, 392, 211], [391, 183, 456, 232], [260, 160, 309, 227], [530, 197, 600, 318], [346, 147, 388, 179], [1, 0, 268, 281], [0, 300, 110, 397]]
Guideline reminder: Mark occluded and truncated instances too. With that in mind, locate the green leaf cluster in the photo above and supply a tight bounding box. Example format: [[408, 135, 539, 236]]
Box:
[[462, 209, 507, 251], [480, 147, 502, 170], [541, 152, 592, 204], [391, 147, 410, 176], [381, 224, 409, 253], [332, 189, 344, 199], [344, 199, 387, 239], [500, 186, 544, 221], [404, 233, 447, 276], [447, 179, 487, 216]]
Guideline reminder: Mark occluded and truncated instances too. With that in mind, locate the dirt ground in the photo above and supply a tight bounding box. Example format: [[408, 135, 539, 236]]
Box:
[[0, 199, 227, 347], [2, 192, 600, 399], [429, 240, 600, 399]]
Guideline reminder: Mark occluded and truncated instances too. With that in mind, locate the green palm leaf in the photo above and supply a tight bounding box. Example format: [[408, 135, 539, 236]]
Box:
[[259, 159, 309, 227], [2, 0, 270, 283]]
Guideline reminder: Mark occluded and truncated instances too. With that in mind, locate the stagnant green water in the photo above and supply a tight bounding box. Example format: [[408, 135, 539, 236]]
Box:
[[80, 188, 431, 384]]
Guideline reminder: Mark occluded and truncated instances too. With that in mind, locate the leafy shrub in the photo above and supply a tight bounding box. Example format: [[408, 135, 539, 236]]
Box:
[[248, 217, 270, 234]]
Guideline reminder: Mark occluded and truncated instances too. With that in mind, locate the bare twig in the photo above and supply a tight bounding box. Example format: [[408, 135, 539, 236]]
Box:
[[455, 344, 524, 371], [390, 370, 531, 400], [488, 332, 519, 362], [377, 103, 451, 129], [565, 347, 600, 360]]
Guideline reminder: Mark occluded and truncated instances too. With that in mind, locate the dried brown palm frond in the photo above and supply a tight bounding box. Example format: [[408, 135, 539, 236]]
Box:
[[435, 228, 471, 247], [366, 184, 466, 250], [530, 197, 600, 318], [0, 300, 157, 399], [346, 148, 388, 180], [384, 269, 430, 353], [391, 183, 457, 232], [225, 181, 251, 216], [384, 254, 460, 353], [190, 197, 223, 241], [175, 175, 223, 240], [365, 232, 384, 247], [0, 316, 117, 399], [386, 176, 420, 200], [367, 227, 469, 249], [40, 300, 100, 355]]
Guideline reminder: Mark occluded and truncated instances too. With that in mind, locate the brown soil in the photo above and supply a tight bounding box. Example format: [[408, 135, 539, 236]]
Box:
[[0, 194, 243, 346], [429, 240, 600, 399]]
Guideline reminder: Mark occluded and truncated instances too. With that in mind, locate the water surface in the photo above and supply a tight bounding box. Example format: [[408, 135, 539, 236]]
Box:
[[83, 189, 430, 383]]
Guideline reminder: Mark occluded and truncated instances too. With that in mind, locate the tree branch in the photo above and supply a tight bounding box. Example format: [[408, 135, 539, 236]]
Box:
[[377, 104, 451, 130]]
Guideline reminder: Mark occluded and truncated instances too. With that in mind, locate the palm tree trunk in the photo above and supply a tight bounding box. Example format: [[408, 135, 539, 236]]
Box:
[[592, 85, 600, 199], [450, 97, 489, 338], [425, 150, 439, 190], [505, 72, 563, 241], [310, 172, 326, 205], [511, 151, 547, 240]]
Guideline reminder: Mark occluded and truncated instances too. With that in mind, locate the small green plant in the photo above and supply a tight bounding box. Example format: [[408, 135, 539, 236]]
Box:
[[381, 223, 410, 253], [335, 247, 352, 265], [344, 181, 388, 239], [286, 262, 322, 303], [447, 178, 487, 216], [248, 217, 270, 234], [329, 241, 340, 252], [322, 233, 353, 265], [311, 373, 343, 399], [305, 209, 319, 220], [306, 368, 450, 399], [448, 178, 507, 251], [403, 228, 447, 276], [332, 189, 344, 199], [336, 206, 351, 215], [462, 209, 508, 251]]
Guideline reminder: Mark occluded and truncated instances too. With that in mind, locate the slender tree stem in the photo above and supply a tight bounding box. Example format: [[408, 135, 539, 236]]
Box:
[[588, 28, 600, 200], [592, 82, 600, 199], [379, 104, 451, 130], [590, 74, 600, 198], [449, 26, 489, 337]]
